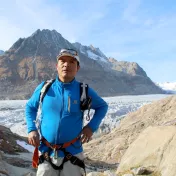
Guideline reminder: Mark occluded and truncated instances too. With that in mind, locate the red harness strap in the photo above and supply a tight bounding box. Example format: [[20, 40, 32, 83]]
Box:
[[32, 147, 39, 168], [32, 136, 80, 168]]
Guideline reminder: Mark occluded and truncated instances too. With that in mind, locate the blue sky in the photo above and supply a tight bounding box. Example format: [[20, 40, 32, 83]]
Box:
[[0, 0, 176, 83]]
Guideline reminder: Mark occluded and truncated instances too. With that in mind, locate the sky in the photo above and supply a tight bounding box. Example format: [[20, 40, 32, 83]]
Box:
[[0, 0, 176, 83]]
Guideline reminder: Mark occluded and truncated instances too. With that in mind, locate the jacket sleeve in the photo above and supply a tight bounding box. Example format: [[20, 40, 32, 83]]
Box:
[[86, 87, 108, 132], [25, 82, 44, 133]]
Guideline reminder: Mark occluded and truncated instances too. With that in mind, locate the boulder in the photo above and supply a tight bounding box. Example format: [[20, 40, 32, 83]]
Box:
[[117, 126, 176, 176]]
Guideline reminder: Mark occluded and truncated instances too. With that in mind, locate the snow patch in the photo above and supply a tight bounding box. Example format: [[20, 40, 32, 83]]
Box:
[[80, 45, 85, 54], [157, 82, 176, 94], [16, 140, 35, 153], [87, 50, 107, 62]]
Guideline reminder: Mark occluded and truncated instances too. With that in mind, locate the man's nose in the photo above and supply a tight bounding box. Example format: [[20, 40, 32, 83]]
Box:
[[63, 62, 70, 67]]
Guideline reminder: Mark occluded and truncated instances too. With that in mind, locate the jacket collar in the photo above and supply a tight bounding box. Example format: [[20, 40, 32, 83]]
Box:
[[55, 77, 76, 87]]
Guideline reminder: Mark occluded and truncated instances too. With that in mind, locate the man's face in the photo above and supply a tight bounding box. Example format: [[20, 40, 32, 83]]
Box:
[[56, 56, 80, 82]]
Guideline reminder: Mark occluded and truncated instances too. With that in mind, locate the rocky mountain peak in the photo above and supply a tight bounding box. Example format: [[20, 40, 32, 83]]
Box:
[[89, 44, 96, 50], [10, 38, 25, 50], [108, 57, 117, 63], [0, 29, 164, 99], [73, 43, 108, 64], [109, 58, 147, 77], [72, 42, 81, 48], [7, 29, 72, 59], [31, 29, 61, 37]]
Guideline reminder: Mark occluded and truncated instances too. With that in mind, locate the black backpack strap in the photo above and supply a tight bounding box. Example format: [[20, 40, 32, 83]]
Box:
[[80, 82, 92, 121], [39, 79, 55, 103], [80, 83, 88, 103], [80, 82, 88, 110]]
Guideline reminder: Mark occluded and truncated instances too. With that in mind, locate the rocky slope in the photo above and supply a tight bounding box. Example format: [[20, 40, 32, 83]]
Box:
[[1, 95, 176, 175], [83, 95, 176, 175], [0, 125, 35, 176], [117, 126, 176, 176], [0, 50, 4, 56], [0, 29, 163, 99]]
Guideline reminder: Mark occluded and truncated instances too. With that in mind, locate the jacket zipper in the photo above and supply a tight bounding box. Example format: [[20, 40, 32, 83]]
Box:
[[68, 96, 70, 112], [55, 87, 64, 146]]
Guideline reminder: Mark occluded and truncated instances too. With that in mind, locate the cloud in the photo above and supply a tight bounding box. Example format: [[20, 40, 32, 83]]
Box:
[[0, 0, 109, 49], [0, 16, 27, 50], [0, 0, 176, 82]]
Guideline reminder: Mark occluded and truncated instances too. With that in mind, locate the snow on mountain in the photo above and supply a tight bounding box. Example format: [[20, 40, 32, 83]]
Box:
[[72, 42, 108, 63], [157, 82, 176, 94], [0, 95, 170, 138], [87, 50, 108, 62]]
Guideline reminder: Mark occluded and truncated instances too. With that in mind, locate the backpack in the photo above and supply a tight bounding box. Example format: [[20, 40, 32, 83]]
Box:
[[39, 79, 91, 120]]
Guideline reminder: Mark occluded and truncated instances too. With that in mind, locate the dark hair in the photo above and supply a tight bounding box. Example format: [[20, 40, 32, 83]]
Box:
[[77, 61, 80, 66]]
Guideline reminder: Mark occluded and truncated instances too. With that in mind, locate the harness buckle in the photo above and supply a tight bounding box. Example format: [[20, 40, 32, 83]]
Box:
[[44, 152, 49, 159], [54, 148, 58, 159], [52, 144, 62, 150], [66, 153, 72, 160]]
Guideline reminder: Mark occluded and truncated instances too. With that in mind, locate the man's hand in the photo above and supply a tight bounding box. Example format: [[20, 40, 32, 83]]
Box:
[[28, 130, 40, 147], [80, 126, 93, 144]]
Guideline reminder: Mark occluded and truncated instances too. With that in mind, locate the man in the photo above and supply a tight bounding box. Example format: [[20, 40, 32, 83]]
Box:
[[25, 48, 108, 176]]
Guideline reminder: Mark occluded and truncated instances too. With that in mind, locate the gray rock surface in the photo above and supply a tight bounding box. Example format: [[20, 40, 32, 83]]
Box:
[[0, 126, 35, 176]]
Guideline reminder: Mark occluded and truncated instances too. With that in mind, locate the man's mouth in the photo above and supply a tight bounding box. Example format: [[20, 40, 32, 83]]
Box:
[[63, 70, 70, 72]]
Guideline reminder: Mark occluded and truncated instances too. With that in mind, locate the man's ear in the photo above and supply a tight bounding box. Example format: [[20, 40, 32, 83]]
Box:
[[77, 65, 80, 71], [56, 63, 59, 70]]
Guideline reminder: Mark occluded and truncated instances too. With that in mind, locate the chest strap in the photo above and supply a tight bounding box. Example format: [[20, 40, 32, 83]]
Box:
[[41, 136, 80, 149]]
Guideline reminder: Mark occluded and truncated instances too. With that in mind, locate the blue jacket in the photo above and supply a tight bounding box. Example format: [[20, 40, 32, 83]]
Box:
[[25, 77, 108, 156]]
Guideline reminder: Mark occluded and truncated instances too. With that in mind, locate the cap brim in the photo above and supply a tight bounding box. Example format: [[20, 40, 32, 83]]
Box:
[[57, 53, 75, 60], [57, 53, 79, 62]]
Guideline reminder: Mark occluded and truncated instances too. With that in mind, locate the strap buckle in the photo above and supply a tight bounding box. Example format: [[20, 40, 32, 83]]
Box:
[[66, 153, 72, 160], [52, 144, 62, 150], [43, 152, 49, 159], [54, 148, 58, 159], [72, 158, 78, 164]]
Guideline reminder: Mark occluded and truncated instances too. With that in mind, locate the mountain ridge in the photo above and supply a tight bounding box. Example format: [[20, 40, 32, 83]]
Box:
[[0, 29, 164, 99]]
